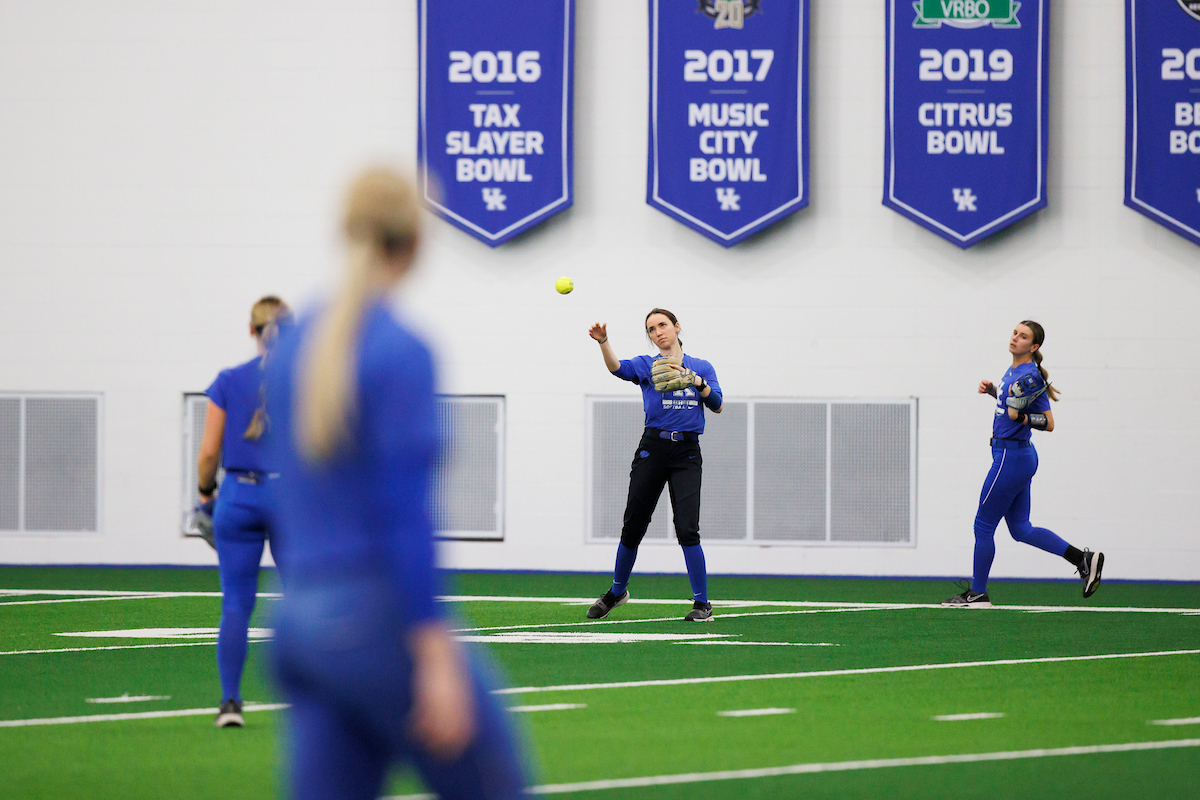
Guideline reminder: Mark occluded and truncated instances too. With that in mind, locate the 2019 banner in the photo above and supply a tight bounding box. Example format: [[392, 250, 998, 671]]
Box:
[[1125, 0, 1200, 246], [418, 0, 573, 247], [647, 0, 808, 247], [884, 0, 1049, 248]]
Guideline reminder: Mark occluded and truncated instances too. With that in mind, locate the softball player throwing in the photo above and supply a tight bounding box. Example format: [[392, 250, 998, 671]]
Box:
[[944, 321, 1103, 607], [587, 309, 723, 622]]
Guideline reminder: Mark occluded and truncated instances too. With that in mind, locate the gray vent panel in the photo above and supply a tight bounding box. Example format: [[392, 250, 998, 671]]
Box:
[[23, 397, 98, 532], [434, 400, 500, 534], [700, 401, 747, 540], [754, 402, 827, 541], [830, 404, 911, 543], [0, 398, 19, 531]]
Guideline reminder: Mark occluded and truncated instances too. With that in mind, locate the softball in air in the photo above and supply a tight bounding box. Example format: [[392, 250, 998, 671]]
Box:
[[555, 276, 574, 294]]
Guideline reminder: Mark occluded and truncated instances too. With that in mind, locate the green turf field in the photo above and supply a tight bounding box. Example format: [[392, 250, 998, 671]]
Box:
[[1, 567, 1198, 799]]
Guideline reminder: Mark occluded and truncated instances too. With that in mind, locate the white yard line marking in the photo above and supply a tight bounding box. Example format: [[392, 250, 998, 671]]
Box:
[[1149, 717, 1200, 726], [86, 694, 171, 704], [678, 641, 839, 647], [1, 642, 226, 657], [508, 704, 587, 713], [718, 708, 796, 718], [459, 632, 732, 645], [0, 703, 288, 728], [494, 649, 1200, 695], [56, 628, 273, 640], [933, 713, 1005, 721], [523, 739, 1200, 794], [451, 607, 885, 635], [0, 590, 280, 608]]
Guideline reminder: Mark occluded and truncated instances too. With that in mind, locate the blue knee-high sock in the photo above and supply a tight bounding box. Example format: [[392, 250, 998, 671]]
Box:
[[681, 544, 707, 604], [611, 544, 637, 597], [1013, 525, 1070, 558], [972, 529, 996, 595]]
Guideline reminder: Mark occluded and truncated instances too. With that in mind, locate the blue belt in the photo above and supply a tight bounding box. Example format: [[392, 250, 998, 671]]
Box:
[[990, 438, 1031, 449], [645, 427, 699, 442]]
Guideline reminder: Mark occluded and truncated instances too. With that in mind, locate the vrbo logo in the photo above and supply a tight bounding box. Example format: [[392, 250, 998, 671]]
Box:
[[913, 0, 1021, 29]]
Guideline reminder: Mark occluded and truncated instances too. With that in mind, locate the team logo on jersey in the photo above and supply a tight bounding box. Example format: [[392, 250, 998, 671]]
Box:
[[698, 0, 762, 30], [1178, 0, 1200, 23], [912, 0, 1021, 28]]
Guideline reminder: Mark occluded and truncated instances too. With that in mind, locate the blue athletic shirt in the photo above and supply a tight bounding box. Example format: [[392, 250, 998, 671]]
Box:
[[613, 354, 722, 434], [992, 361, 1051, 441], [206, 356, 271, 473], [266, 300, 442, 628]]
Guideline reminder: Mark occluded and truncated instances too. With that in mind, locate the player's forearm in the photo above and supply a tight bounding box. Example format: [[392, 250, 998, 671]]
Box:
[[599, 340, 620, 372], [197, 453, 220, 492]]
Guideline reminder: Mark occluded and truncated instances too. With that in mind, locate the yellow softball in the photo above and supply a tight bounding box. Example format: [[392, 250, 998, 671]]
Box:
[[555, 276, 574, 294]]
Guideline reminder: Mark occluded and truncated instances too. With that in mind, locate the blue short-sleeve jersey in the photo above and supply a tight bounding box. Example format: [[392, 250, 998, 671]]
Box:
[[266, 301, 443, 628], [206, 356, 271, 472], [992, 362, 1051, 441], [612, 353, 722, 434]]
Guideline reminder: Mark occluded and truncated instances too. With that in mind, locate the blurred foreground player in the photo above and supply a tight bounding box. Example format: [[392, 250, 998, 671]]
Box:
[[266, 167, 526, 800], [943, 321, 1104, 608], [586, 309, 723, 622], [198, 295, 289, 727]]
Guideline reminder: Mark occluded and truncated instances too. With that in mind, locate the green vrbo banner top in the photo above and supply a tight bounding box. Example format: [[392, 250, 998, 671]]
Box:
[[913, 0, 1021, 28]]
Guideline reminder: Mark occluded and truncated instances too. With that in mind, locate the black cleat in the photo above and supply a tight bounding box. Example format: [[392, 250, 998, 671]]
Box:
[[586, 590, 629, 620], [942, 580, 992, 608], [684, 601, 713, 622], [215, 698, 244, 728], [1078, 549, 1104, 598]]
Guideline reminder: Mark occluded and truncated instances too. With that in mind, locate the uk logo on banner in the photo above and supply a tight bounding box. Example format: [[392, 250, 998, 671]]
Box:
[[418, 0, 573, 247], [647, 0, 809, 247], [1125, 0, 1200, 246], [883, 0, 1050, 248]]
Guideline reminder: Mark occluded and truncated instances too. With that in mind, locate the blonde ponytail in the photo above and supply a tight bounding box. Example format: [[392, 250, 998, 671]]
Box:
[[243, 296, 290, 441], [296, 168, 420, 462]]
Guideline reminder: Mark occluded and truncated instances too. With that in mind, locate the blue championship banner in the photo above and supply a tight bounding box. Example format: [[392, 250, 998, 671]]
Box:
[[418, 0, 573, 246], [1125, 0, 1200, 246], [884, 0, 1049, 248], [647, 0, 808, 247]]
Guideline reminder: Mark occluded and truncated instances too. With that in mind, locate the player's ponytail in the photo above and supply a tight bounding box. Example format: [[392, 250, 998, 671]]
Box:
[[297, 168, 420, 462], [243, 296, 290, 441], [1020, 319, 1060, 402]]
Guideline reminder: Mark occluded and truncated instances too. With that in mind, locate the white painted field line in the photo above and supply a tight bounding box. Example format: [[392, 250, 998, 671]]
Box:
[[523, 738, 1200, 794], [0, 703, 288, 728], [1150, 717, 1200, 726], [679, 641, 839, 647], [494, 649, 1200, 696], [508, 704, 587, 713], [0, 590, 280, 608], [86, 694, 171, 704], [0, 641, 225, 657], [933, 713, 1005, 721], [718, 708, 796, 718], [451, 607, 885, 635]]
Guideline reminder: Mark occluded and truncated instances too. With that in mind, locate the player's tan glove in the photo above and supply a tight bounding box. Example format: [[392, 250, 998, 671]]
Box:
[[652, 357, 697, 393]]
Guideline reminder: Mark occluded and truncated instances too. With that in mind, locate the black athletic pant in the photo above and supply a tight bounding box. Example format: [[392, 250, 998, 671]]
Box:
[[620, 433, 703, 548]]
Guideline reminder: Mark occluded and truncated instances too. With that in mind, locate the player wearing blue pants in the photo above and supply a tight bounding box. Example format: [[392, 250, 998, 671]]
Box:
[[266, 168, 526, 800], [197, 296, 289, 727], [586, 308, 723, 623], [943, 321, 1104, 608]]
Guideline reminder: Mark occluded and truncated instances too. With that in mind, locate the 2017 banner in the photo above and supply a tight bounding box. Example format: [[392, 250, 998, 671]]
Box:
[[1125, 0, 1200, 246], [647, 0, 808, 247], [418, 0, 573, 246], [884, 0, 1049, 248]]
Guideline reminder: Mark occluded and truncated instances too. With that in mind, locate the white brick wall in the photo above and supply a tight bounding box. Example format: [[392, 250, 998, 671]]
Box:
[[1, 1, 1196, 580]]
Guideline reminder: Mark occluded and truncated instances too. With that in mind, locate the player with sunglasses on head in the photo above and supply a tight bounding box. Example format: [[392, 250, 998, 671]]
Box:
[[944, 320, 1104, 608], [586, 308, 723, 622]]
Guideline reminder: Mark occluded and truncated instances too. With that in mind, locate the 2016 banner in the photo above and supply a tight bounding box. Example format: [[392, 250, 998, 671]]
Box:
[[1125, 0, 1200, 246], [418, 0, 573, 246], [647, 0, 808, 247], [884, 0, 1049, 248]]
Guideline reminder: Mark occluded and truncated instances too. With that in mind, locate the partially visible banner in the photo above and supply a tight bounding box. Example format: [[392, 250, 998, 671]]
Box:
[[884, 0, 1049, 248], [647, 0, 808, 247], [1125, 0, 1200, 246], [418, 0, 573, 246]]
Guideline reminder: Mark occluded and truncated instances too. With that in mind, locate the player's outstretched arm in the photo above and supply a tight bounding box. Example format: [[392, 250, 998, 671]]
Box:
[[979, 379, 998, 398], [589, 323, 620, 372], [197, 404, 225, 499]]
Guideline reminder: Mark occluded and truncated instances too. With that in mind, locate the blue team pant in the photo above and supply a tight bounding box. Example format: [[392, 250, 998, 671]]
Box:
[[972, 444, 1070, 593], [213, 477, 280, 702], [271, 576, 527, 800]]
